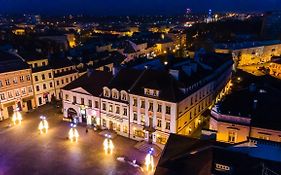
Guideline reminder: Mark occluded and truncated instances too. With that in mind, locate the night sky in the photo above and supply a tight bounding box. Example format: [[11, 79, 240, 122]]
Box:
[[0, 0, 281, 15]]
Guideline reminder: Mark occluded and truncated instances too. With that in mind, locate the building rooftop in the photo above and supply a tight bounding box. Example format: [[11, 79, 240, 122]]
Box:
[[0, 51, 30, 73], [215, 40, 281, 50], [62, 70, 113, 97], [155, 134, 281, 175]]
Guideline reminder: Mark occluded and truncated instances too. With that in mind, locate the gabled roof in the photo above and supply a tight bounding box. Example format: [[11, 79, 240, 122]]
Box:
[[62, 70, 113, 97]]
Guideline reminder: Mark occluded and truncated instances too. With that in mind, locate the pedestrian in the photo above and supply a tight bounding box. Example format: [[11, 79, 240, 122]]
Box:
[[86, 128, 88, 133]]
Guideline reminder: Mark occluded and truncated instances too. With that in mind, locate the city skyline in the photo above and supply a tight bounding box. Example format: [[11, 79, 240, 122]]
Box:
[[0, 0, 281, 16]]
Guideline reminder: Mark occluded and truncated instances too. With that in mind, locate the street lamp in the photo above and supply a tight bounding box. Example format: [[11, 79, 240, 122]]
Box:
[[68, 123, 79, 142], [145, 148, 154, 171], [12, 107, 22, 125], [103, 134, 114, 154], [38, 116, 48, 134]]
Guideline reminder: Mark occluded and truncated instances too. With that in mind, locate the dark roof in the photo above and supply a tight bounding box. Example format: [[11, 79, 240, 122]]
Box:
[[105, 53, 233, 102], [218, 70, 281, 130], [0, 51, 30, 73], [49, 57, 75, 69], [217, 85, 281, 131], [107, 69, 142, 91], [54, 69, 78, 78], [62, 71, 113, 97], [129, 69, 185, 102], [19, 51, 47, 61], [155, 134, 281, 175]]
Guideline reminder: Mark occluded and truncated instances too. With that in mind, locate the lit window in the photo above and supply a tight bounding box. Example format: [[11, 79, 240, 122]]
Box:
[[20, 76, 24, 82], [228, 131, 237, 143], [109, 105, 113, 112], [123, 108, 128, 116], [5, 79, 10, 85], [133, 112, 137, 121], [157, 119, 162, 128], [28, 87, 33, 93], [88, 100, 92, 107], [141, 114, 145, 125], [116, 106, 120, 114], [102, 103, 106, 111], [157, 104, 162, 113], [166, 106, 171, 115], [133, 98, 137, 107], [165, 122, 170, 130], [8, 91, 13, 98], [22, 88, 26, 94], [148, 102, 153, 111], [13, 77, 17, 84], [15, 90, 20, 96], [95, 101, 99, 108], [0, 93, 5, 100], [141, 100, 145, 109]]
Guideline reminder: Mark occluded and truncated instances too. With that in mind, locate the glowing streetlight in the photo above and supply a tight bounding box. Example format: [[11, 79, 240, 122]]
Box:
[[12, 108, 22, 125], [145, 148, 154, 171], [68, 123, 79, 142], [103, 134, 114, 154], [38, 116, 49, 134]]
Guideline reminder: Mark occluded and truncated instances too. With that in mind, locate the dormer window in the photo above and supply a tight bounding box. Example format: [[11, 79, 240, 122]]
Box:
[[144, 88, 159, 97], [103, 87, 110, 97], [121, 91, 127, 101], [145, 89, 150, 95], [112, 89, 119, 99], [113, 92, 118, 99]]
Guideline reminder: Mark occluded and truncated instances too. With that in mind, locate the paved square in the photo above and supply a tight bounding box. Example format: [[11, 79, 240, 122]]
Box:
[[0, 105, 158, 175]]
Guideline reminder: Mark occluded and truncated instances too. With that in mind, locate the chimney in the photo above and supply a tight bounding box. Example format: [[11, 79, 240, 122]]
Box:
[[169, 69, 179, 80], [112, 66, 120, 76], [253, 99, 258, 110], [87, 68, 93, 77]]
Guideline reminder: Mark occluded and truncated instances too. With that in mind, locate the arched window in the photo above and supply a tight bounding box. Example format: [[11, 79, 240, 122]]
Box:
[[103, 87, 110, 97], [112, 89, 119, 99], [120, 90, 127, 101]]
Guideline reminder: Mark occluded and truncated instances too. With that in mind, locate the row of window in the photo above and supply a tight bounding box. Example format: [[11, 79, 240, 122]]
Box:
[[32, 61, 47, 68], [104, 88, 128, 101], [0, 75, 31, 87], [69, 95, 99, 108], [34, 73, 52, 81], [102, 102, 128, 116], [0, 87, 33, 100], [56, 75, 77, 86], [54, 67, 74, 74], [132, 98, 171, 115], [36, 82, 53, 92], [102, 119, 128, 133], [132, 112, 170, 130], [144, 88, 159, 97]]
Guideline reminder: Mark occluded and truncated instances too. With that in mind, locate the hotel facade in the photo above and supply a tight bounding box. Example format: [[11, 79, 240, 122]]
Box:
[[62, 54, 233, 146]]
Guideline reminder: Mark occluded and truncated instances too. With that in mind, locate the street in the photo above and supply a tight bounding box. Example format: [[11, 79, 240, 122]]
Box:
[[0, 105, 156, 175]]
